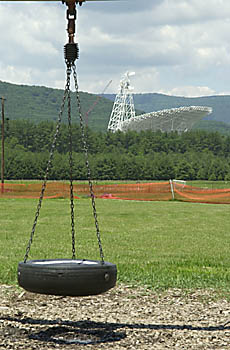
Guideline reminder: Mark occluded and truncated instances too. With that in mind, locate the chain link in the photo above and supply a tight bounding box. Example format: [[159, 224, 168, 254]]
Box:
[[23, 66, 71, 263], [72, 64, 105, 263], [23, 61, 104, 264], [66, 63, 76, 260]]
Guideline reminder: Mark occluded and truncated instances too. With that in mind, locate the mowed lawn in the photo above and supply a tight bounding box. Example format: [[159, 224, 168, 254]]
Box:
[[0, 197, 230, 291]]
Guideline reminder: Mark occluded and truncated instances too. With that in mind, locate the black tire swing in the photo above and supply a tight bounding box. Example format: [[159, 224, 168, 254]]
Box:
[[18, 1, 117, 297], [18, 259, 117, 297]]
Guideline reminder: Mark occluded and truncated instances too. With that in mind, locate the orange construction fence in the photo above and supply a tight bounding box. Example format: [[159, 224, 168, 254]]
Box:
[[1, 181, 230, 204], [173, 182, 230, 204]]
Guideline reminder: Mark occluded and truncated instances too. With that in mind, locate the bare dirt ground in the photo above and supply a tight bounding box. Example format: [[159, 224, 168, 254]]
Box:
[[1, 284, 230, 349]]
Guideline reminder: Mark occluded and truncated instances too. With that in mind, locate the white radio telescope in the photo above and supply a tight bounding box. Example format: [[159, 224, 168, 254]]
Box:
[[107, 72, 136, 132], [107, 72, 212, 134]]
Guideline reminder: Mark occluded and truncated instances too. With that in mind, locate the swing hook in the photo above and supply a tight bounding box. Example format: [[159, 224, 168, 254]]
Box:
[[63, 0, 80, 64]]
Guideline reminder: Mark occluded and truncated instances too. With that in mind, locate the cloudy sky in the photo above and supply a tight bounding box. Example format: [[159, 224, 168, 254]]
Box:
[[0, 0, 230, 97]]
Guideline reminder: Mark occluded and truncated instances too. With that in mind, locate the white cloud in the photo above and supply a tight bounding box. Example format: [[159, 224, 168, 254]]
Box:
[[1, 0, 230, 97], [0, 64, 33, 86], [160, 86, 216, 97], [150, 0, 230, 26]]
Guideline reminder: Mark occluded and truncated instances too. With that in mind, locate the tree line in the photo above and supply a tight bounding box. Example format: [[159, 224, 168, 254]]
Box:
[[1, 119, 230, 181]]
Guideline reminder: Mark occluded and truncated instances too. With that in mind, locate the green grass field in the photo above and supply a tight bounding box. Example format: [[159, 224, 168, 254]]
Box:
[[1, 196, 230, 293]]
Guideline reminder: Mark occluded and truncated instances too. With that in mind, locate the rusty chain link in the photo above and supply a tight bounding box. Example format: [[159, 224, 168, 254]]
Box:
[[73, 63, 105, 264], [23, 61, 104, 264], [66, 63, 76, 260], [23, 66, 72, 263]]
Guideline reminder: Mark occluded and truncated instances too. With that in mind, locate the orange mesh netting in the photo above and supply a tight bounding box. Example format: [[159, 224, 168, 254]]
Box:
[[1, 181, 230, 204], [173, 182, 230, 204], [0, 182, 71, 199], [94, 182, 171, 201], [0, 182, 171, 201]]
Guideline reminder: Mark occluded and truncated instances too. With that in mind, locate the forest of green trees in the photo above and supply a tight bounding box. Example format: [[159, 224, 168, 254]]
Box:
[[1, 119, 230, 181]]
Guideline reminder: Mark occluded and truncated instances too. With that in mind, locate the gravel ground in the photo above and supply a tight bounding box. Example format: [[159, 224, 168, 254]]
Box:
[[1, 284, 230, 349]]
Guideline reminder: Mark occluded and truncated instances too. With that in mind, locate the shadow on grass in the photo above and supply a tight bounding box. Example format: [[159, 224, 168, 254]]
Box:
[[1, 316, 230, 346]]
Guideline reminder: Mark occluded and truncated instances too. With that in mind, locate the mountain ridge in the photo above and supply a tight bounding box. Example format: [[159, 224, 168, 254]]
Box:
[[103, 93, 230, 125], [1, 80, 230, 132]]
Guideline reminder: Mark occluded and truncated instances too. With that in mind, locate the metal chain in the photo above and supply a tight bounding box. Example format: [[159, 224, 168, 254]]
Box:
[[23, 67, 71, 263], [23, 61, 104, 264], [66, 63, 76, 260], [72, 63, 105, 263]]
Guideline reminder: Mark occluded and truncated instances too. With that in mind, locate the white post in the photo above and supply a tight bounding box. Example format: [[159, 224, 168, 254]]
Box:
[[169, 179, 174, 200]]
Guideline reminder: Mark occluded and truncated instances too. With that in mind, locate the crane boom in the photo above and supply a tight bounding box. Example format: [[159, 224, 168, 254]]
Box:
[[85, 80, 112, 125]]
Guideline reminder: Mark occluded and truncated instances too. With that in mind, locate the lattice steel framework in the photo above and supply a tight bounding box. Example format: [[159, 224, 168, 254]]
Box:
[[120, 106, 212, 134], [107, 72, 136, 132]]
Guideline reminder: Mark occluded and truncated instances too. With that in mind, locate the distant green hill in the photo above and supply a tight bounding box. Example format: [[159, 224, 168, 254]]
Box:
[[134, 93, 230, 125], [2, 79, 230, 133], [0, 80, 114, 132], [135, 93, 230, 134], [104, 93, 230, 121]]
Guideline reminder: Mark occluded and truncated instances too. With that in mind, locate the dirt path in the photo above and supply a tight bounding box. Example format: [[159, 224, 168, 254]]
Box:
[[1, 284, 230, 349]]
